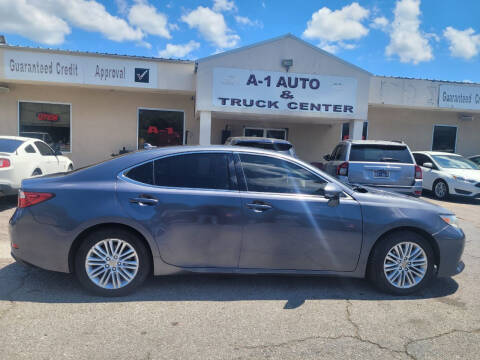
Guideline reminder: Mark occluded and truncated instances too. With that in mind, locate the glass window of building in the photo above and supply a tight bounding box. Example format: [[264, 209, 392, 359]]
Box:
[[138, 109, 184, 149], [432, 125, 457, 152], [19, 102, 71, 152]]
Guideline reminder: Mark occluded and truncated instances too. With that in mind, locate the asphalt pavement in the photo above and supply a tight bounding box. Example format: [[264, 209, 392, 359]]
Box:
[[0, 194, 479, 360]]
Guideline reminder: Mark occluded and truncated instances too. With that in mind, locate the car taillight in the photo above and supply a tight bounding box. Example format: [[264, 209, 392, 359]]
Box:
[[0, 158, 10, 168], [337, 162, 349, 176], [18, 190, 54, 208], [415, 165, 422, 179]]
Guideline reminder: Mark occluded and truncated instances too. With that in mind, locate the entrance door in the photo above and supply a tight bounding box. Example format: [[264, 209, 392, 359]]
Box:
[[236, 153, 363, 272]]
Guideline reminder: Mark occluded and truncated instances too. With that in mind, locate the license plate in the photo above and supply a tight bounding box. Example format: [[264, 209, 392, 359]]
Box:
[[373, 169, 390, 178]]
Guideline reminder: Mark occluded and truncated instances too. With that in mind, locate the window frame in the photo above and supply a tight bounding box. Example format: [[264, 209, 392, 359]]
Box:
[[234, 151, 331, 197], [136, 107, 185, 149], [431, 124, 458, 153], [18, 100, 72, 154], [243, 127, 288, 140], [120, 151, 238, 192]]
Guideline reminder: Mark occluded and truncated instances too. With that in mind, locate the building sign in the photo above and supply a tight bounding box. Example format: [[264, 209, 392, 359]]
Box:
[[3, 49, 157, 88], [439, 84, 480, 110], [212, 67, 357, 116]]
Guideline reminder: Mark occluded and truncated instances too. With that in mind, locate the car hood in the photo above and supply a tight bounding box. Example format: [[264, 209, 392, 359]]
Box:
[[442, 168, 480, 181], [352, 186, 453, 215]]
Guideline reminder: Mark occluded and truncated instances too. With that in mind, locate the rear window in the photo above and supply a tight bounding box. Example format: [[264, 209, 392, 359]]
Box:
[[0, 139, 24, 153], [235, 141, 293, 151], [349, 145, 413, 163]]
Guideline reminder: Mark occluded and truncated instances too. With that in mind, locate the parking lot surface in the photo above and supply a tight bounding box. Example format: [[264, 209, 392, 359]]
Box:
[[0, 195, 479, 360]]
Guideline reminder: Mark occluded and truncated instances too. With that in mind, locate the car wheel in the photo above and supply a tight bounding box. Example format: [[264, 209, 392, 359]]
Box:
[[74, 228, 151, 296], [32, 168, 42, 176], [433, 179, 449, 200], [68, 164, 74, 171], [368, 231, 435, 295]]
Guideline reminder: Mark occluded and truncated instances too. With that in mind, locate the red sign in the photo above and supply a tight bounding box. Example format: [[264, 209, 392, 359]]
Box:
[[36, 112, 59, 122]]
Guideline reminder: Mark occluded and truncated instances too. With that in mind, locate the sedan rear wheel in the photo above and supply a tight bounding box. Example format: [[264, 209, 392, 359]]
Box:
[[75, 228, 151, 296], [368, 231, 435, 295]]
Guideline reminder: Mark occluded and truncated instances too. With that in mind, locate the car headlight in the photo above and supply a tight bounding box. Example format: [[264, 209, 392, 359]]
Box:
[[440, 215, 459, 228], [452, 176, 476, 183]]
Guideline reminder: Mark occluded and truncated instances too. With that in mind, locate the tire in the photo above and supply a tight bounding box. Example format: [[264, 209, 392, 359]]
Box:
[[68, 164, 74, 171], [32, 168, 42, 176], [433, 179, 449, 200], [368, 231, 435, 295], [74, 228, 151, 296]]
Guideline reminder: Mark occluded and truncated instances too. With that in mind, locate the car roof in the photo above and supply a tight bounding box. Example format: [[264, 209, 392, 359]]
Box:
[[412, 151, 461, 156], [227, 137, 292, 145], [343, 140, 406, 146], [0, 135, 34, 142]]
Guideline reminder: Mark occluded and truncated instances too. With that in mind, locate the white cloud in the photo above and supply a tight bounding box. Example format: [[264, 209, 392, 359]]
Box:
[[30, 0, 143, 42], [371, 16, 389, 31], [0, 0, 70, 45], [181, 6, 239, 48], [303, 2, 370, 52], [444, 26, 480, 60], [385, 0, 433, 64], [158, 40, 200, 58], [128, 2, 171, 39], [235, 15, 262, 27], [213, 0, 237, 12]]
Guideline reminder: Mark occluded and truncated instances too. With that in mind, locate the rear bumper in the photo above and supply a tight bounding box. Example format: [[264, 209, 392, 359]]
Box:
[[340, 177, 423, 196]]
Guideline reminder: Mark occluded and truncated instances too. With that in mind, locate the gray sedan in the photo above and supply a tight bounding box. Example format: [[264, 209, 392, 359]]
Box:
[[9, 146, 465, 296]]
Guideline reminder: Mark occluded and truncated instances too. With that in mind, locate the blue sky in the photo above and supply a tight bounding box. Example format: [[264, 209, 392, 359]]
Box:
[[1, 0, 479, 82]]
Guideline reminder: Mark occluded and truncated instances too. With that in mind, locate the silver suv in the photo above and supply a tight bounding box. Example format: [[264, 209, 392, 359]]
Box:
[[322, 140, 423, 196]]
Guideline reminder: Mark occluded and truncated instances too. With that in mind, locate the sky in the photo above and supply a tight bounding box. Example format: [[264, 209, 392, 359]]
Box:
[[0, 0, 479, 83]]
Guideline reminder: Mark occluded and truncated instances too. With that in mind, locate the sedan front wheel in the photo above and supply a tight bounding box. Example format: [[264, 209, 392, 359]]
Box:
[[368, 231, 435, 295]]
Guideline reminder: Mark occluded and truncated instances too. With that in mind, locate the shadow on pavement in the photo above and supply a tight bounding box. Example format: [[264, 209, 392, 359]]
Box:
[[0, 195, 17, 211], [422, 192, 480, 205], [0, 261, 459, 308]]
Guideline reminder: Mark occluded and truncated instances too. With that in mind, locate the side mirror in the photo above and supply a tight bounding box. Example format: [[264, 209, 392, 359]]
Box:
[[323, 183, 342, 207], [323, 154, 331, 161], [423, 162, 433, 169]]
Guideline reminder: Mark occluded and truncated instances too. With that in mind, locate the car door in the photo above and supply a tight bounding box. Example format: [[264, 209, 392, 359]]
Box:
[[414, 153, 436, 190], [116, 152, 244, 268], [236, 153, 363, 272], [34, 141, 59, 174]]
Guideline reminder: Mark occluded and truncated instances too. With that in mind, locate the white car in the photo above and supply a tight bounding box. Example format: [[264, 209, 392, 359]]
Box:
[[412, 151, 480, 200], [0, 136, 73, 196]]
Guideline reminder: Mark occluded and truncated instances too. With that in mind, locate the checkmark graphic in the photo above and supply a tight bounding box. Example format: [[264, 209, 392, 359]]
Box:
[[137, 69, 147, 80], [134, 68, 149, 83]]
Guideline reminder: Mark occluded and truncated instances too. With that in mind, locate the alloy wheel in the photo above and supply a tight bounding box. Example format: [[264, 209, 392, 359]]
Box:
[[435, 181, 447, 198], [85, 239, 139, 289], [383, 242, 428, 289]]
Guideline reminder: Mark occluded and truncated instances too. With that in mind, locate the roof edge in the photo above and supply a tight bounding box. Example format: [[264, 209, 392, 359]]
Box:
[[197, 33, 372, 76]]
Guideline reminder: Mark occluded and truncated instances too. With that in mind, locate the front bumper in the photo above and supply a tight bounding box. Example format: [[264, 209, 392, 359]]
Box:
[[433, 224, 466, 277], [448, 180, 480, 198], [0, 183, 17, 196]]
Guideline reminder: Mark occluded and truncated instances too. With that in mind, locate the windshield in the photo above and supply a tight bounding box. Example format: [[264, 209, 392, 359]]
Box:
[[349, 144, 413, 163], [432, 155, 480, 169], [0, 139, 24, 153]]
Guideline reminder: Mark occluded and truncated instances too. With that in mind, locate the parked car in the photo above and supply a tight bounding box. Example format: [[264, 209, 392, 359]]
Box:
[[225, 136, 296, 157], [322, 140, 422, 196], [0, 136, 73, 196], [10, 146, 464, 296], [469, 155, 480, 166], [413, 151, 480, 200]]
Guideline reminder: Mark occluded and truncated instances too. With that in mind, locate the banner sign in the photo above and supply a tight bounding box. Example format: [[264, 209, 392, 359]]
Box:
[[439, 84, 480, 110], [3, 49, 157, 88], [212, 67, 357, 116]]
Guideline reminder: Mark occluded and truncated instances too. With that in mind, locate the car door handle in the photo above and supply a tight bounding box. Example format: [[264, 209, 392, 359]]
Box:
[[246, 203, 272, 212], [129, 196, 158, 206]]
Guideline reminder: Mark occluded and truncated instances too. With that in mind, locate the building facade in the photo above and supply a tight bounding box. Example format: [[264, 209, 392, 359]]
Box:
[[0, 34, 479, 168]]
